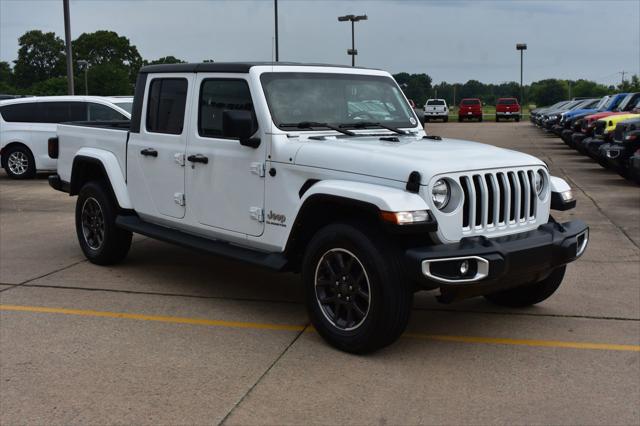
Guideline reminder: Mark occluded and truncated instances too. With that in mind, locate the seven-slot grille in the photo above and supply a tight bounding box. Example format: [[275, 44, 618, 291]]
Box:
[[594, 120, 606, 137], [459, 169, 539, 232]]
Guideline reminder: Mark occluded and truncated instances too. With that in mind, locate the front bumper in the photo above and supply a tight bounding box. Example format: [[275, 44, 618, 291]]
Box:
[[406, 220, 588, 303]]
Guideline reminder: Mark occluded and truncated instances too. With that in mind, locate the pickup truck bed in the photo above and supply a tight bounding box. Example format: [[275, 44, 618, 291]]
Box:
[[56, 121, 130, 184]]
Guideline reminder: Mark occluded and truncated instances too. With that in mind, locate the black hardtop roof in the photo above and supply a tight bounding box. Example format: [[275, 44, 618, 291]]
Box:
[[139, 62, 377, 74]]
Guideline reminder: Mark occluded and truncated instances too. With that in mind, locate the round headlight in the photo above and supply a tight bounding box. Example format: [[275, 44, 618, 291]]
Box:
[[535, 170, 545, 197], [432, 179, 450, 210]]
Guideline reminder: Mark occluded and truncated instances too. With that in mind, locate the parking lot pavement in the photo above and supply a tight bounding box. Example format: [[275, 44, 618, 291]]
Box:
[[1, 122, 639, 425]]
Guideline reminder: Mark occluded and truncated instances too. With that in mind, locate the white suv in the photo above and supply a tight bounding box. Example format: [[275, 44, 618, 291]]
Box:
[[0, 96, 131, 179], [423, 98, 449, 122]]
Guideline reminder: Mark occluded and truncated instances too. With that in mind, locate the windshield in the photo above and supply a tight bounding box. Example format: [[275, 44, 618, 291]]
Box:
[[604, 95, 623, 110], [498, 99, 517, 105], [595, 96, 610, 110], [113, 101, 133, 113], [427, 99, 445, 106], [260, 72, 416, 130], [461, 99, 480, 105], [617, 93, 637, 111]]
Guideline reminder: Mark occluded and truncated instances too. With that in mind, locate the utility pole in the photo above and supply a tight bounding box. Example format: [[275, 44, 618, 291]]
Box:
[[338, 14, 367, 67], [274, 0, 279, 62], [620, 71, 627, 85], [453, 84, 456, 107], [63, 0, 74, 95]]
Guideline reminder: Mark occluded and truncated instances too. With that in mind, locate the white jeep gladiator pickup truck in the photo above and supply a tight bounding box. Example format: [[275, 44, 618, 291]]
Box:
[[49, 62, 588, 353]]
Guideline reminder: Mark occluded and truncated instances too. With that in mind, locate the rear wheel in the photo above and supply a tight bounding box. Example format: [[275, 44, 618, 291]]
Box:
[[484, 266, 566, 307], [458, 116, 463, 122], [3, 145, 36, 179], [444, 116, 449, 123], [495, 116, 499, 122], [76, 181, 132, 265], [302, 223, 413, 353], [479, 115, 483, 122]]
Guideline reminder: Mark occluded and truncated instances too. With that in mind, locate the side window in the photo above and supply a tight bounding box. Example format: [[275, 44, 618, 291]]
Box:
[[146, 78, 188, 134], [198, 79, 254, 138], [0, 103, 37, 122], [88, 103, 128, 121], [39, 102, 87, 123]]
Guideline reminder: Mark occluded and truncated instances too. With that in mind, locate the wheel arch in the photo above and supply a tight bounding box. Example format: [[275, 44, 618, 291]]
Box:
[[284, 180, 432, 271], [70, 151, 132, 210], [0, 141, 33, 168]]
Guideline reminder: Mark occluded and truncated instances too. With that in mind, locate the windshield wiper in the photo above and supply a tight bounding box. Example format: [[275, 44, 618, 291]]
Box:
[[339, 121, 408, 135], [280, 121, 355, 136]]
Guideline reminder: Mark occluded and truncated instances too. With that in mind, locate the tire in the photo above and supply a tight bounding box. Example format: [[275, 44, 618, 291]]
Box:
[[3, 144, 36, 179], [302, 223, 413, 353], [458, 117, 462, 122], [484, 266, 566, 307], [424, 117, 429, 123], [444, 116, 449, 123], [75, 181, 132, 265], [479, 116, 483, 122], [515, 116, 520, 122], [495, 116, 499, 122]]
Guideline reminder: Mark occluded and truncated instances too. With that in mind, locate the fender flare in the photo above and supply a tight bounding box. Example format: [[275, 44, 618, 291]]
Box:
[[300, 180, 430, 213], [70, 148, 132, 209], [549, 175, 571, 194]]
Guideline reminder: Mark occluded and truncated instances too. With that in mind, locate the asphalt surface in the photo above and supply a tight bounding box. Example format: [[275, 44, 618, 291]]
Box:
[[1, 122, 639, 425]]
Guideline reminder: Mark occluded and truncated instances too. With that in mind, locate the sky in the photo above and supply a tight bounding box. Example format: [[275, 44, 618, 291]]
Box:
[[1, 0, 638, 86]]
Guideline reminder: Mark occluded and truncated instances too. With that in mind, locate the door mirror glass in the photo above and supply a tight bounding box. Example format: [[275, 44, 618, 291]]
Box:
[[222, 110, 260, 148]]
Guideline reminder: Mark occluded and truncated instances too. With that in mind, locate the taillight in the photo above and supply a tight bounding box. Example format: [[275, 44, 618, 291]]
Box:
[[48, 137, 59, 159]]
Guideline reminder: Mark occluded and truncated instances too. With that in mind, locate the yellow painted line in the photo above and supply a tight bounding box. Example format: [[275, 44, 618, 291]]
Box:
[[403, 333, 640, 352], [0, 304, 305, 332], [2, 304, 639, 352]]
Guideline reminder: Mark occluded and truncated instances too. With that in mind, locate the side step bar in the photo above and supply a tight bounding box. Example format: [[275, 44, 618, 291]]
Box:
[[115, 215, 288, 271]]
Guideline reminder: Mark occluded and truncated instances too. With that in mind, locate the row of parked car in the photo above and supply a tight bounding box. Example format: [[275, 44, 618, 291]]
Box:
[[421, 97, 521, 123], [0, 95, 133, 179], [530, 92, 640, 184]]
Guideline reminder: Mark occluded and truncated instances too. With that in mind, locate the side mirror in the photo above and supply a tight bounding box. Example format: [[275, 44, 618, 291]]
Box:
[[222, 110, 260, 148]]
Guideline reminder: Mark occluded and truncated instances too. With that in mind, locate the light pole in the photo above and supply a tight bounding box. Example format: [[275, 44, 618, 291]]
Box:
[[274, 0, 279, 61], [337, 14, 367, 67], [63, 0, 74, 95], [516, 43, 527, 106], [77, 60, 89, 95]]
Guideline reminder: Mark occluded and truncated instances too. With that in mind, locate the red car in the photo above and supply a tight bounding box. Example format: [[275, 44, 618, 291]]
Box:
[[495, 98, 521, 122], [458, 98, 482, 122]]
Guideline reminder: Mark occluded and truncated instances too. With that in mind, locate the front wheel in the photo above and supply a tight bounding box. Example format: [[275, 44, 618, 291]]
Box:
[[75, 181, 132, 265], [302, 223, 413, 353], [484, 266, 566, 307]]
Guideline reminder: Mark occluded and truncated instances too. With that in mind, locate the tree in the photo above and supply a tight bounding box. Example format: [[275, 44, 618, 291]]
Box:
[[144, 56, 185, 65], [73, 30, 143, 84], [529, 79, 569, 106], [393, 72, 432, 105], [27, 77, 68, 95], [569, 79, 608, 98], [12, 30, 65, 88], [86, 63, 132, 95], [0, 61, 17, 94], [618, 75, 640, 92]]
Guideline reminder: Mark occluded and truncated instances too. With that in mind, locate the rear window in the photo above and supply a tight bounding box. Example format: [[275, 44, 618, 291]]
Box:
[[146, 78, 188, 134], [113, 101, 133, 113], [0, 101, 87, 123], [0, 103, 37, 122], [497, 99, 517, 105], [461, 99, 480, 105], [427, 100, 445, 106]]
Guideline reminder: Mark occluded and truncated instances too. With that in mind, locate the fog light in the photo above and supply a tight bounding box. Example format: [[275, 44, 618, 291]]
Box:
[[459, 260, 469, 275], [576, 229, 589, 258]]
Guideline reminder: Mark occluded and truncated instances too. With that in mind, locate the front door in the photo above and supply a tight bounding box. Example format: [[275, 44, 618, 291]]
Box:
[[127, 75, 193, 220], [186, 75, 266, 237]]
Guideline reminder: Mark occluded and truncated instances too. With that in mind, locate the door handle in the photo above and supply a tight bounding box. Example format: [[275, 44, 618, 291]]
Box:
[[187, 154, 209, 164], [140, 148, 158, 157]]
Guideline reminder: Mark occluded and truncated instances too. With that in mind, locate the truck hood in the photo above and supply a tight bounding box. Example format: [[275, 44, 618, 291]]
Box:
[[293, 135, 543, 185]]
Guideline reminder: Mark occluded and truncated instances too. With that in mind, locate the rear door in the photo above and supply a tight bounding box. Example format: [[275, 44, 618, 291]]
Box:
[[127, 74, 194, 220]]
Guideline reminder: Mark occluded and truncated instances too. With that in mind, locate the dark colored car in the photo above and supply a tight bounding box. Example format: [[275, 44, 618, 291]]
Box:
[[495, 98, 520, 122], [629, 149, 640, 184], [598, 121, 640, 173], [458, 98, 482, 122]]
